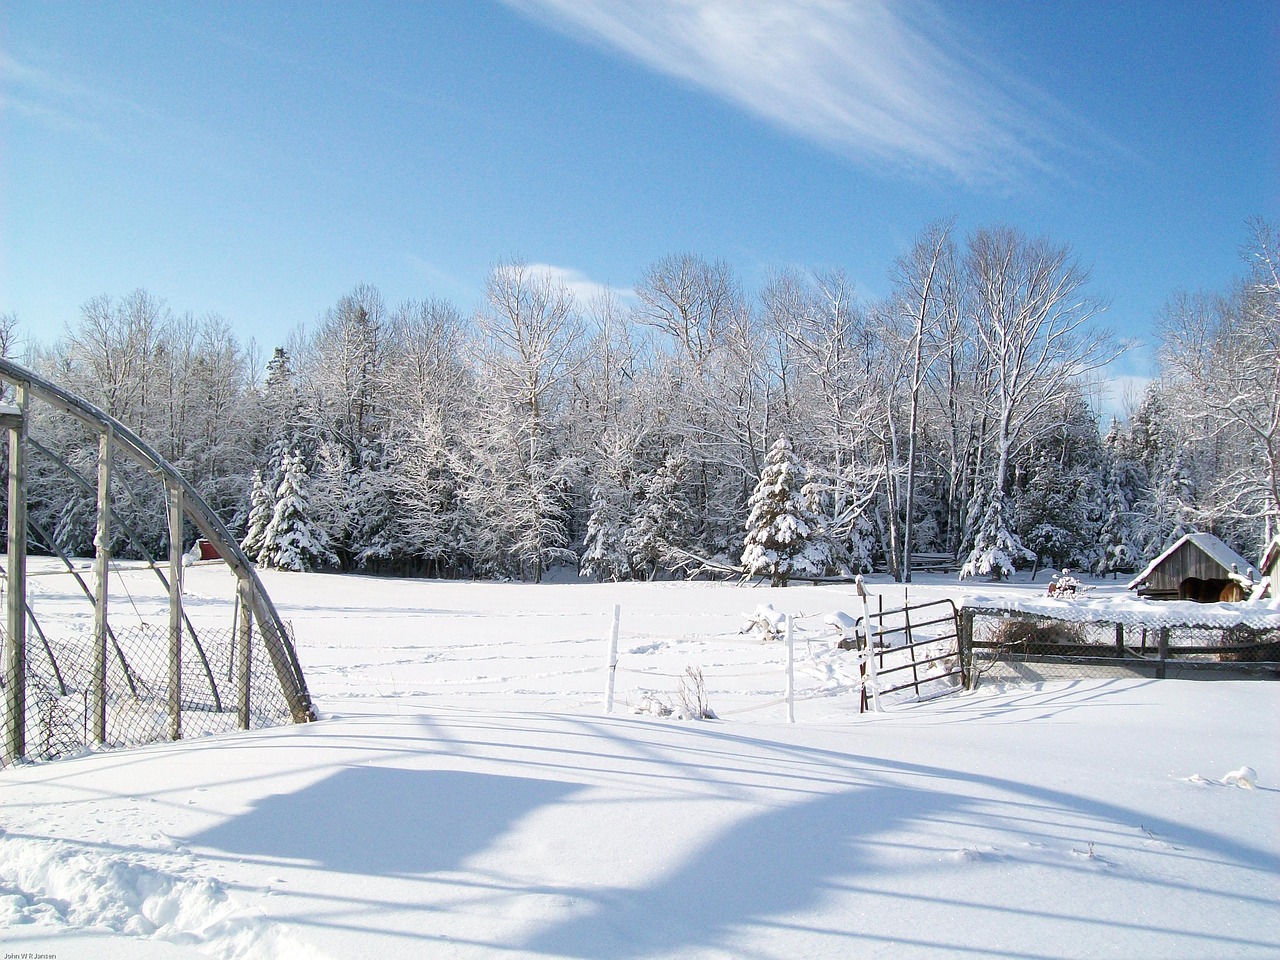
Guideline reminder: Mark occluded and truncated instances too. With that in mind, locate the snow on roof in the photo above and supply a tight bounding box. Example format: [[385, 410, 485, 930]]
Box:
[[1262, 536, 1280, 573], [1127, 532, 1257, 591]]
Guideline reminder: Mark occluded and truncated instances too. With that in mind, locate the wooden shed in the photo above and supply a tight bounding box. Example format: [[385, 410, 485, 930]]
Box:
[[1260, 536, 1280, 600], [1128, 532, 1257, 602]]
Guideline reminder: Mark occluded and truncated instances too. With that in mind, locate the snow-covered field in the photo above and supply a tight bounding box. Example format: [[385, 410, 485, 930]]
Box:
[[1, 567, 1277, 959]]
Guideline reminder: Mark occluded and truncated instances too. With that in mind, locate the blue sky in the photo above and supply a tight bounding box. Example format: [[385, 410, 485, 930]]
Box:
[[2, 0, 1276, 394]]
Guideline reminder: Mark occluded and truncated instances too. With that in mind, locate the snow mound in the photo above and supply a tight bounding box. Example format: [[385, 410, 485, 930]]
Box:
[[0, 831, 318, 959], [1222, 766, 1258, 789], [742, 602, 788, 638]]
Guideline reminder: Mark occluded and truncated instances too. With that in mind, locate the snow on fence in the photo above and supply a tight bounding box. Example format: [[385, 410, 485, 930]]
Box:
[[959, 600, 1280, 688]]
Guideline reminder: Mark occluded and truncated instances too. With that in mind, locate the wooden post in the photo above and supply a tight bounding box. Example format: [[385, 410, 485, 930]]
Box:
[[1114, 622, 1124, 659], [237, 578, 253, 729], [906, 605, 920, 696], [960, 609, 975, 689], [3, 390, 27, 764], [91, 427, 112, 744], [1157, 627, 1169, 680], [167, 483, 183, 740], [855, 576, 883, 712]]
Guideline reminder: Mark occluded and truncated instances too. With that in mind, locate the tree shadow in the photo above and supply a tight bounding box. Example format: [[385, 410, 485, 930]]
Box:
[[189, 766, 584, 877], [523, 784, 943, 958]]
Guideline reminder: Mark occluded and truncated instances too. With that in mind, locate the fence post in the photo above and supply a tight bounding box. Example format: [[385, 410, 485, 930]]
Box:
[[784, 614, 795, 723], [960, 608, 975, 689], [3, 389, 27, 764], [1157, 627, 1169, 680], [1114, 622, 1124, 659], [167, 483, 184, 741], [237, 578, 253, 729], [906, 605, 920, 696], [91, 427, 113, 745], [604, 604, 620, 714], [855, 576, 883, 712]]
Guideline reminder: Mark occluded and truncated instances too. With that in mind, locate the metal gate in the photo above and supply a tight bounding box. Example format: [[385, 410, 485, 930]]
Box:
[[859, 597, 964, 709]]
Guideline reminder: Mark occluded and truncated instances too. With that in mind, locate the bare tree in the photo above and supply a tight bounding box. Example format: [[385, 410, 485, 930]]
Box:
[[633, 253, 740, 365], [966, 227, 1116, 499], [884, 219, 959, 581], [1157, 218, 1280, 545], [960, 227, 1117, 578], [474, 260, 584, 580], [0, 313, 20, 359]]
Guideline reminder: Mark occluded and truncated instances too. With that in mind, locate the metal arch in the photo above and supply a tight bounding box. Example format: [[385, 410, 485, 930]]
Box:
[[0, 357, 315, 722]]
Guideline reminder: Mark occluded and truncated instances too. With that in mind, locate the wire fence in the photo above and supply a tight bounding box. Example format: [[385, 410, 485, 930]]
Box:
[[2, 602, 295, 765], [960, 605, 1280, 688], [605, 599, 965, 720]]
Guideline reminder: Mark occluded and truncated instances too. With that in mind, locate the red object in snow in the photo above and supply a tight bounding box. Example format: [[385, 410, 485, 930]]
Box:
[[197, 539, 221, 561]]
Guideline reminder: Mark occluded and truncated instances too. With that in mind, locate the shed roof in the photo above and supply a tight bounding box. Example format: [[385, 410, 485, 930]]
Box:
[[1128, 532, 1257, 591], [1262, 536, 1280, 573]]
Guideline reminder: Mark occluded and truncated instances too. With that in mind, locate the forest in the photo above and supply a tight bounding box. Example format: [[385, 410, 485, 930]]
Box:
[[3, 218, 1277, 584]]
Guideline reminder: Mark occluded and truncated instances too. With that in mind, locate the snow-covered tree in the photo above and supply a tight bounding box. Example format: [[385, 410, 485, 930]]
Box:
[[1015, 459, 1091, 575], [741, 435, 816, 586], [240, 469, 273, 561], [580, 479, 631, 582], [260, 450, 335, 572], [625, 455, 696, 580], [1094, 423, 1145, 575], [960, 491, 1033, 581]]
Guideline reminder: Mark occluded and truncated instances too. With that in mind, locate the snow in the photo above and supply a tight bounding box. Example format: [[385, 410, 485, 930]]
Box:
[[2, 567, 1278, 959], [963, 588, 1280, 628]]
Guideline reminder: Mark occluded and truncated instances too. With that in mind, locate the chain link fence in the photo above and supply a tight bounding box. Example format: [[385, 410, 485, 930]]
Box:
[[960, 604, 1280, 688], [2, 595, 295, 765]]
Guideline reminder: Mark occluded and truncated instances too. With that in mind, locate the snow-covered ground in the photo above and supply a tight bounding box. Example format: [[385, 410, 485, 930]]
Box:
[[1, 567, 1277, 959]]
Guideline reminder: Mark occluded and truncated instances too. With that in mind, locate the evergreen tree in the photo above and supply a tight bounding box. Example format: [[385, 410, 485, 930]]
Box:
[[1015, 459, 1088, 574], [1094, 423, 1144, 575], [580, 479, 630, 582], [796, 471, 842, 576], [848, 513, 878, 574], [240, 469, 273, 561], [351, 443, 404, 572], [741, 435, 815, 587], [625, 456, 695, 580], [960, 491, 1033, 581], [260, 450, 335, 572]]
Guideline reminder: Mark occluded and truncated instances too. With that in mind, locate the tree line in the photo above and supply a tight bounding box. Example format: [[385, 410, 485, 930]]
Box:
[[4, 218, 1276, 583]]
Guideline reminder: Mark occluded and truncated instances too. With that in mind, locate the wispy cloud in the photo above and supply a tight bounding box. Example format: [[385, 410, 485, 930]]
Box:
[[525, 263, 634, 306], [503, 0, 1075, 185], [0, 48, 157, 146]]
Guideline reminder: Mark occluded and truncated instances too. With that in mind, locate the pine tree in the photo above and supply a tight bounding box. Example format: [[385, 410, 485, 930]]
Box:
[[260, 451, 336, 572], [351, 443, 403, 572], [580, 479, 630, 582], [240, 469, 273, 561], [625, 456, 695, 580], [960, 491, 1034, 581], [795, 471, 841, 576], [741, 435, 816, 587], [1015, 459, 1089, 574], [1094, 425, 1144, 575]]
